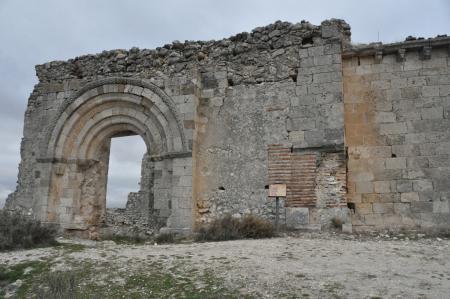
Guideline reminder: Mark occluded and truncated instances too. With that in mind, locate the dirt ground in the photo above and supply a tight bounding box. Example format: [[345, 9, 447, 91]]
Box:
[[1, 232, 449, 298]]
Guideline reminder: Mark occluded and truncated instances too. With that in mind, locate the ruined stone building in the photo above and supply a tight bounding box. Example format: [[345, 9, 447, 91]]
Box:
[[6, 19, 450, 236]]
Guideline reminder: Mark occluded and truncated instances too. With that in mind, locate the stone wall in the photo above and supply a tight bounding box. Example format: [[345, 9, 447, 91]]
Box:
[[192, 20, 350, 229], [6, 17, 450, 235], [343, 40, 450, 232]]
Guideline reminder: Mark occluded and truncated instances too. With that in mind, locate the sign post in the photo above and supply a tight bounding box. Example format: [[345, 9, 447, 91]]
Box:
[[268, 184, 286, 233]]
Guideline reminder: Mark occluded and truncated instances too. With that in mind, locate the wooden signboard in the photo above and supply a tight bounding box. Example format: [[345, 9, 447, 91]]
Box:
[[268, 184, 287, 197]]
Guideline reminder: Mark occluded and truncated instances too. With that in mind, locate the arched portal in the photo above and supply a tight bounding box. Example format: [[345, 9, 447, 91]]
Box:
[[35, 78, 193, 234]]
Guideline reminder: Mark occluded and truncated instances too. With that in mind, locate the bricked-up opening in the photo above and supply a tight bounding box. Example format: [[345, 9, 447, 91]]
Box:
[[268, 145, 347, 208], [106, 135, 147, 208], [268, 145, 318, 207]]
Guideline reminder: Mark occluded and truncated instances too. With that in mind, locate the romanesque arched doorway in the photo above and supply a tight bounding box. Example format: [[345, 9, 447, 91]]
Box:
[[35, 78, 193, 234]]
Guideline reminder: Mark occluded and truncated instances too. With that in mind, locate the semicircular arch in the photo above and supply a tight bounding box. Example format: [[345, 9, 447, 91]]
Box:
[[42, 77, 188, 160]]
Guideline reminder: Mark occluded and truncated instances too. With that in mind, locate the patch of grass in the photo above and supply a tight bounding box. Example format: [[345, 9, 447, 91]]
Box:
[[195, 214, 275, 242], [27, 260, 243, 299], [323, 281, 345, 299], [33, 271, 79, 299], [0, 210, 57, 251], [54, 242, 86, 253], [155, 232, 178, 244], [0, 251, 250, 299], [0, 260, 52, 297], [0, 261, 50, 283]]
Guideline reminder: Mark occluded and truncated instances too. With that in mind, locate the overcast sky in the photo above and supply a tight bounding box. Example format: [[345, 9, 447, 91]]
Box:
[[0, 0, 449, 208]]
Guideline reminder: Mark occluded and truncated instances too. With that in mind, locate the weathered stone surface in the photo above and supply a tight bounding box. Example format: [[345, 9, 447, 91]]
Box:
[[345, 32, 450, 232], [286, 207, 310, 228], [5, 18, 450, 237]]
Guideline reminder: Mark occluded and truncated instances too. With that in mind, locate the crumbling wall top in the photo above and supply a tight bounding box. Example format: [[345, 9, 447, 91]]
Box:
[[35, 19, 350, 82]]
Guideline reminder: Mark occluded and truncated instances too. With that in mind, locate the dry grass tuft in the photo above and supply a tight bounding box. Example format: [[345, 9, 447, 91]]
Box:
[[195, 214, 274, 242], [0, 210, 57, 251]]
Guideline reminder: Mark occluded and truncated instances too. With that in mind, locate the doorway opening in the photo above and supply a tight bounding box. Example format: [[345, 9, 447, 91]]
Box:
[[106, 135, 147, 209]]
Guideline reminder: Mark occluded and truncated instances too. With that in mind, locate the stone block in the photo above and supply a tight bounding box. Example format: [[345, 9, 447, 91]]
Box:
[[433, 200, 450, 213], [373, 203, 394, 214], [421, 107, 443, 120], [422, 85, 440, 97], [439, 85, 450, 96], [304, 130, 326, 147], [288, 131, 305, 143], [374, 112, 396, 123], [314, 55, 333, 66], [286, 207, 309, 229], [321, 24, 341, 38], [401, 87, 421, 99], [433, 175, 450, 191], [436, 142, 450, 155], [374, 181, 391, 193], [428, 155, 450, 168], [313, 72, 341, 83], [379, 123, 408, 135], [177, 175, 192, 187], [364, 214, 383, 226], [342, 223, 352, 233], [392, 145, 419, 157], [412, 179, 433, 192], [396, 180, 412, 192], [300, 57, 315, 68], [307, 46, 324, 56], [297, 74, 313, 83], [401, 192, 419, 202], [411, 201, 433, 213], [393, 203, 411, 215], [373, 169, 403, 181], [406, 157, 429, 169], [371, 80, 391, 90], [298, 48, 309, 58], [348, 146, 392, 159], [355, 181, 374, 193], [324, 43, 341, 55], [385, 157, 406, 169], [355, 203, 373, 214], [287, 117, 316, 131]]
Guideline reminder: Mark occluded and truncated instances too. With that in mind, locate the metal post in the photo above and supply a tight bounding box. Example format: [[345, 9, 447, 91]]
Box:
[[275, 196, 280, 233]]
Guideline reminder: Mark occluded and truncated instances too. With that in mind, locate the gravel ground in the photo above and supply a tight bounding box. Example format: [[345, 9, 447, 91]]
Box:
[[1, 233, 449, 298]]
